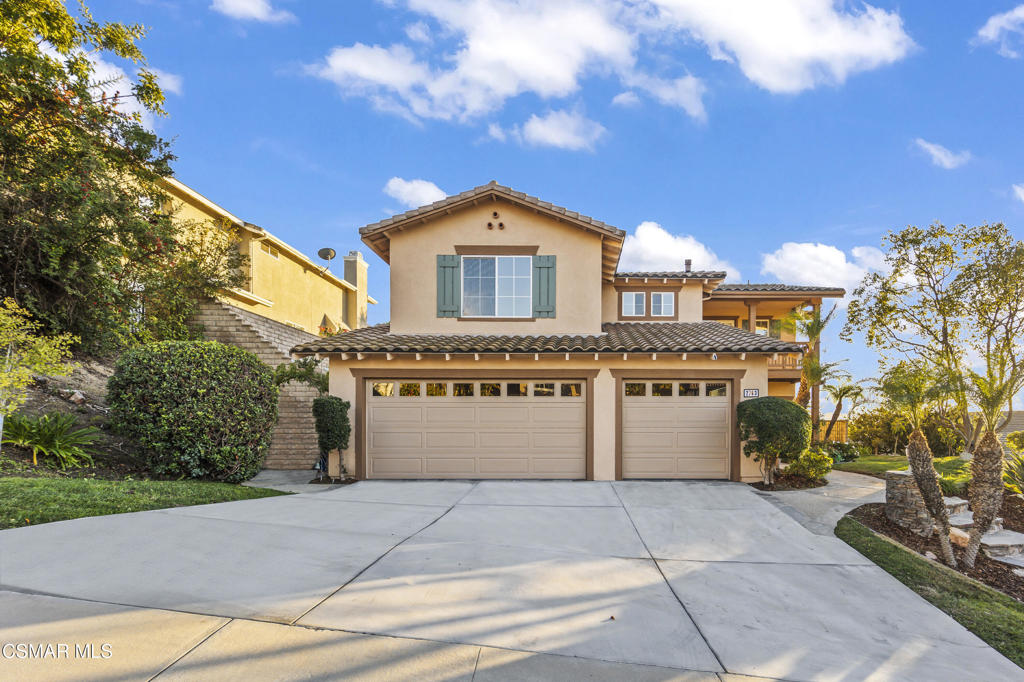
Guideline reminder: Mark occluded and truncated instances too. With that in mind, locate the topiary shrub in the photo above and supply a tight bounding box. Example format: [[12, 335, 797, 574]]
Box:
[[737, 396, 811, 486], [311, 395, 350, 475], [786, 446, 833, 481], [108, 341, 279, 482]]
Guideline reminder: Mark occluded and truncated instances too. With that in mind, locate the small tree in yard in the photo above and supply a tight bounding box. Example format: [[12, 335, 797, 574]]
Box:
[[737, 397, 811, 487], [823, 379, 863, 442], [879, 362, 958, 568], [0, 299, 76, 454]]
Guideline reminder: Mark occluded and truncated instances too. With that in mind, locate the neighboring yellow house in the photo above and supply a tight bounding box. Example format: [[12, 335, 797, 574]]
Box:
[[161, 176, 375, 336], [293, 181, 843, 482]]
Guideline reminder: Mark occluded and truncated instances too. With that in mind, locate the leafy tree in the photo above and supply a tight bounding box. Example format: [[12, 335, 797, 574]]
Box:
[[0, 0, 246, 352], [1005, 431, 1024, 453], [849, 405, 909, 455], [273, 358, 329, 396], [823, 380, 863, 441], [0, 298, 76, 454], [878, 362, 957, 567]]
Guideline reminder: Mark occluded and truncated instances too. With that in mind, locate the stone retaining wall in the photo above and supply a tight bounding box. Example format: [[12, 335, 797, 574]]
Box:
[[193, 299, 322, 470], [884, 469, 936, 536]]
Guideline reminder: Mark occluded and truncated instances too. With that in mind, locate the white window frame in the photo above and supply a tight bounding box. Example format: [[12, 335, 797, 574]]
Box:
[[622, 292, 646, 316], [460, 255, 533, 318], [650, 292, 675, 317]]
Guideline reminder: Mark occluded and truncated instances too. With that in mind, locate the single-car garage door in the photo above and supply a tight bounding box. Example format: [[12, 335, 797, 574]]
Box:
[[621, 380, 730, 479], [366, 378, 587, 479]]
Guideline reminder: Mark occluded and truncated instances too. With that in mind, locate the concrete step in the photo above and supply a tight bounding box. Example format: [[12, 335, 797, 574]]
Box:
[[980, 529, 1024, 558], [948, 511, 1003, 533], [944, 497, 969, 515]]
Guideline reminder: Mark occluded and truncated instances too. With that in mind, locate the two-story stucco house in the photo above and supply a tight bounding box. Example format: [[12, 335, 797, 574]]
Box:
[[294, 182, 843, 482]]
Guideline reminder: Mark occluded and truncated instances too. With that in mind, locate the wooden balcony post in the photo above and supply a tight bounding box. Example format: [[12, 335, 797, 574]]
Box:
[[746, 300, 757, 333]]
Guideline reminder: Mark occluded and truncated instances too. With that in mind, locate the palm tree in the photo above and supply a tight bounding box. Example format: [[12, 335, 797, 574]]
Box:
[[787, 305, 838, 438], [880, 363, 957, 568], [823, 380, 863, 441], [802, 356, 842, 440], [961, 370, 1015, 568]]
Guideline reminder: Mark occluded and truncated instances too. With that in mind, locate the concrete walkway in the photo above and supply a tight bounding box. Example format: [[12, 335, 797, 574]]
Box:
[[1, 480, 1017, 681], [243, 468, 342, 494], [755, 470, 886, 535]]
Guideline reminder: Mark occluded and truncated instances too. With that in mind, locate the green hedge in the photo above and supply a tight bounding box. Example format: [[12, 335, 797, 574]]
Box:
[[108, 341, 279, 482], [312, 395, 350, 473]]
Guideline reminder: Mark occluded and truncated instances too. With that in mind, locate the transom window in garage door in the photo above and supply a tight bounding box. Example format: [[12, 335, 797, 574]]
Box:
[[624, 381, 730, 398], [370, 381, 585, 398]]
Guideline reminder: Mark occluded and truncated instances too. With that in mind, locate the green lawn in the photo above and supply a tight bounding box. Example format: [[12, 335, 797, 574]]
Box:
[[0, 477, 286, 529], [836, 454, 971, 495], [836, 516, 1024, 668]]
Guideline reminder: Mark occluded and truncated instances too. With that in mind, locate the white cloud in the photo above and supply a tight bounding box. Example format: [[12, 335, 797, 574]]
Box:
[[383, 177, 447, 208], [309, 0, 911, 133], [520, 109, 606, 151], [619, 221, 739, 279], [760, 242, 884, 294], [975, 5, 1024, 58], [150, 68, 183, 96], [210, 0, 295, 23], [913, 138, 971, 169], [642, 0, 913, 93], [1013, 183, 1024, 205], [404, 21, 431, 43], [611, 91, 640, 107], [486, 122, 507, 141]]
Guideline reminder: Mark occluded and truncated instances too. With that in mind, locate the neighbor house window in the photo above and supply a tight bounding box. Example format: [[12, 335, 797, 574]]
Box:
[[622, 292, 645, 316], [650, 292, 674, 317], [462, 256, 532, 317], [755, 319, 770, 336]]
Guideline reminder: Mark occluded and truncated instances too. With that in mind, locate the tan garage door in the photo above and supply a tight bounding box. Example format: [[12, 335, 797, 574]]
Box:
[[366, 379, 587, 479], [621, 380, 730, 479]]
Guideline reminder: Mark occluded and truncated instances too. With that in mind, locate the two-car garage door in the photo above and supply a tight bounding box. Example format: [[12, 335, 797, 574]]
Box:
[[365, 378, 587, 479]]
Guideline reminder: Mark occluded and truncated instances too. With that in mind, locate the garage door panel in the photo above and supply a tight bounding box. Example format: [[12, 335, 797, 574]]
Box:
[[479, 406, 530, 424], [371, 458, 423, 475], [533, 430, 585, 449], [367, 379, 586, 479], [372, 406, 424, 423], [425, 431, 477, 449], [622, 430, 676, 449], [424, 458, 478, 474], [425, 407, 476, 423], [479, 431, 530, 448], [622, 380, 730, 480]]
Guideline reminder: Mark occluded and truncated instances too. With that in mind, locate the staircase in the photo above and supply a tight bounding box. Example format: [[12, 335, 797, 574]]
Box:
[[193, 299, 323, 470], [944, 496, 1024, 568]]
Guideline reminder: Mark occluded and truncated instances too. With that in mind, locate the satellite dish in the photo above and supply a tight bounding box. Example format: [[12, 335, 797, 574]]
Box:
[[317, 248, 336, 262]]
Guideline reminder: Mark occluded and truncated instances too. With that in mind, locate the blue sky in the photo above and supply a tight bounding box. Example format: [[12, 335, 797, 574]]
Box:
[[94, 1, 1024, 404]]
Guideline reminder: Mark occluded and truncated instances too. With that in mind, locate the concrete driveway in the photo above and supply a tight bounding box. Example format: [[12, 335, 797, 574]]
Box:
[[0, 480, 1018, 681]]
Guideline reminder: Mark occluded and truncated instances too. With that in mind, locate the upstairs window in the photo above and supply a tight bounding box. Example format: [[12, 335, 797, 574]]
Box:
[[650, 292, 675, 317], [622, 292, 645, 316], [462, 256, 532, 318]]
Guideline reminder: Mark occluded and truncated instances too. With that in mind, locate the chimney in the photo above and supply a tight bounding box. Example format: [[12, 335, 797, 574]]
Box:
[[343, 250, 369, 329], [684, 259, 692, 273]]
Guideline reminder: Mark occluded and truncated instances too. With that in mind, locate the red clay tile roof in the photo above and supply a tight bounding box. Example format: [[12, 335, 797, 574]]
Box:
[[293, 322, 803, 355], [616, 271, 727, 280]]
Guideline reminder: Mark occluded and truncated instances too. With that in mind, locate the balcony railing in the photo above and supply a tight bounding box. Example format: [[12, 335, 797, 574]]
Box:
[[767, 344, 808, 372]]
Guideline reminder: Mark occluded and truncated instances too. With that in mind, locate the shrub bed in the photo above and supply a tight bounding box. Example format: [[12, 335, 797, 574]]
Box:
[[108, 341, 278, 482]]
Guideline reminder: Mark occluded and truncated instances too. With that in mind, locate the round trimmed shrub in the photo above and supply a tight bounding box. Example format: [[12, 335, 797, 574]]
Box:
[[737, 396, 811, 485], [786, 447, 833, 481], [108, 341, 279, 482]]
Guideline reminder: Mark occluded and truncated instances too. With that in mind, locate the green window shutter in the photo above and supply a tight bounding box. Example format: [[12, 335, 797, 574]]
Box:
[[436, 255, 461, 317], [532, 255, 556, 318], [769, 319, 782, 339]]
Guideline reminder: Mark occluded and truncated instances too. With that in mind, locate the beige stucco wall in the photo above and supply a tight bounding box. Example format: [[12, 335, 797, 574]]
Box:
[[600, 280, 704, 324], [328, 354, 770, 482], [387, 202, 604, 335], [165, 188, 357, 335], [768, 381, 797, 399]]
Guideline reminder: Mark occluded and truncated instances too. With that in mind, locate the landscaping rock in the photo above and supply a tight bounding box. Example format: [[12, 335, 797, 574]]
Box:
[[924, 551, 937, 561], [885, 470, 941, 536], [58, 388, 87, 405]]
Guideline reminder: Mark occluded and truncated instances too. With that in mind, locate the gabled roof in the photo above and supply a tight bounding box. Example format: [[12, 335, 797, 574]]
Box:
[[359, 181, 626, 281], [293, 321, 803, 355]]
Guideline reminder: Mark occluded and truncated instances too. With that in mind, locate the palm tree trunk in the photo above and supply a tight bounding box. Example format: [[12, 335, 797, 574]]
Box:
[[824, 400, 843, 441], [906, 428, 957, 568], [963, 430, 1005, 568], [811, 383, 821, 441], [796, 375, 809, 409]]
